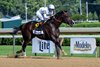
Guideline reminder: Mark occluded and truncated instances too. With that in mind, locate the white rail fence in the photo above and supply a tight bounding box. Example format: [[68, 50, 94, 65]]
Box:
[[0, 27, 100, 55]]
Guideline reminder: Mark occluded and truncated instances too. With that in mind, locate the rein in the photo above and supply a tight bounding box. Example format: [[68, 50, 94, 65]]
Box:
[[53, 16, 61, 22]]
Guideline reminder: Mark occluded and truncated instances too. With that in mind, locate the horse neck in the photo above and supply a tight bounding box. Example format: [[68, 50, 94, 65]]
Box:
[[52, 16, 62, 28]]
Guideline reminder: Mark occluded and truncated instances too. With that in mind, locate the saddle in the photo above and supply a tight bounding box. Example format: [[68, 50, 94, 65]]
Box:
[[32, 20, 44, 28]]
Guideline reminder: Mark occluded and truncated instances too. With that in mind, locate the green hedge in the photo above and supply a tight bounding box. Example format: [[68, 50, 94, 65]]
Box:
[[60, 22, 100, 27], [0, 38, 23, 45], [0, 22, 100, 46], [71, 14, 86, 21], [73, 22, 100, 27]]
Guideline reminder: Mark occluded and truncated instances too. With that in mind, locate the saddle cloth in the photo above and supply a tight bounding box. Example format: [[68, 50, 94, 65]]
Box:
[[33, 20, 44, 34]]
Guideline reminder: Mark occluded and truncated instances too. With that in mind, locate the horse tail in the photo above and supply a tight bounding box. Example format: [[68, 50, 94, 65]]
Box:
[[12, 24, 23, 34]]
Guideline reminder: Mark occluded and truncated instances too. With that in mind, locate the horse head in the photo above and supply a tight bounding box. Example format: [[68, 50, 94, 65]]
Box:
[[55, 11, 74, 27]]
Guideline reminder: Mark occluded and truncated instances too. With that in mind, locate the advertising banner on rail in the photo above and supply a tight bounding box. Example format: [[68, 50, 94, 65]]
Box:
[[32, 37, 55, 53], [70, 38, 96, 54]]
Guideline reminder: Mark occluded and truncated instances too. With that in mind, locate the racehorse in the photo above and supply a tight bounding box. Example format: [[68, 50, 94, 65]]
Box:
[[13, 10, 74, 59]]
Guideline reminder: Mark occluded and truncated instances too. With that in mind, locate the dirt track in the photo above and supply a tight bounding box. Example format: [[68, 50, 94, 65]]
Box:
[[0, 57, 100, 67]]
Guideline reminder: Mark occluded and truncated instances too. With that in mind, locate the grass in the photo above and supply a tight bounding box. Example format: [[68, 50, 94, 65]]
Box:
[[0, 45, 100, 58]]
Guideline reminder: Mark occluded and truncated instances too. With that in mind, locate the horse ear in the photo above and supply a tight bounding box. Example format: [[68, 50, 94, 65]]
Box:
[[63, 10, 71, 16], [63, 10, 67, 13], [61, 10, 68, 15]]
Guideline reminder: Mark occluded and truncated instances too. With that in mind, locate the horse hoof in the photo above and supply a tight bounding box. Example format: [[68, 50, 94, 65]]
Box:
[[15, 55, 19, 58], [64, 53, 68, 56], [57, 56, 60, 59]]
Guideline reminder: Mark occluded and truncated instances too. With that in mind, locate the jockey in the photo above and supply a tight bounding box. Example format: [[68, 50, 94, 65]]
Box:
[[33, 4, 55, 34], [36, 4, 55, 22]]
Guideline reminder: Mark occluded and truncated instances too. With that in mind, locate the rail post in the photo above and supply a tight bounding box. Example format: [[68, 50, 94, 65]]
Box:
[[13, 34, 15, 55]]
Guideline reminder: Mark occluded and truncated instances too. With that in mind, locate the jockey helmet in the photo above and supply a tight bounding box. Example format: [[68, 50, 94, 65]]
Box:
[[48, 4, 55, 10]]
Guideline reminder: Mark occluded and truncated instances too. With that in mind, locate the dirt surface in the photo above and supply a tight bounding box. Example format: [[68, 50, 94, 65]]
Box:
[[0, 56, 100, 67]]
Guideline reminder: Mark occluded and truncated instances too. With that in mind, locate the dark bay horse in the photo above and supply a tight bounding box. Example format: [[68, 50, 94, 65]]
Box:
[[13, 11, 74, 59]]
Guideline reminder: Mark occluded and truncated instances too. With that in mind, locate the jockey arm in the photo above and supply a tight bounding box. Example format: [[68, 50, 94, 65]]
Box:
[[43, 10, 54, 20], [43, 13, 50, 20]]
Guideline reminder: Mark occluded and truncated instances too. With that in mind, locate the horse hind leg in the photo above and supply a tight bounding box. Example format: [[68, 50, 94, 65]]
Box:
[[15, 50, 26, 58], [15, 40, 30, 57]]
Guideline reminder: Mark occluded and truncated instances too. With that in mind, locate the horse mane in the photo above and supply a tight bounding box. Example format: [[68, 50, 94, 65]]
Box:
[[55, 10, 67, 17]]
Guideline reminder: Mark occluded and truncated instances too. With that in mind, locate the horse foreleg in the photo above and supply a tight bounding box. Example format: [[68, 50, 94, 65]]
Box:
[[55, 44, 60, 59], [60, 38, 67, 56], [54, 38, 68, 59], [53, 38, 62, 59]]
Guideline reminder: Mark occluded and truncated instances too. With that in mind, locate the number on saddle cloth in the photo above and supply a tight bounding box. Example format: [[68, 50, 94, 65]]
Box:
[[34, 20, 44, 31]]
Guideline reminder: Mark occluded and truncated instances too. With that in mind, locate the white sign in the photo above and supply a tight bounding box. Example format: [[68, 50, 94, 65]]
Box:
[[32, 37, 55, 53], [70, 38, 96, 54]]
